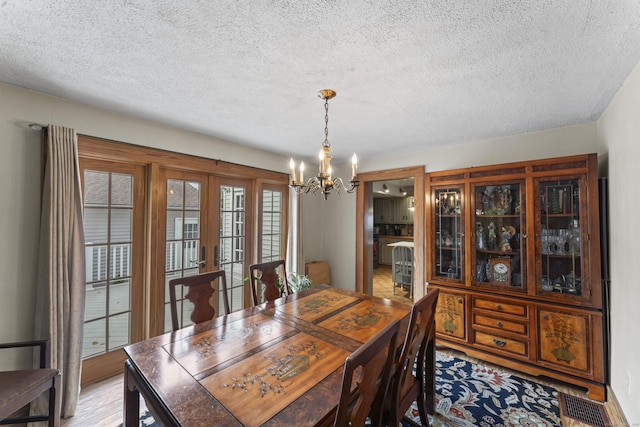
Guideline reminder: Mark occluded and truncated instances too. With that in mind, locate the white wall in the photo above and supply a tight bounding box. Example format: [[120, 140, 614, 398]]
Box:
[[597, 60, 640, 425], [0, 83, 289, 368], [306, 122, 599, 292]]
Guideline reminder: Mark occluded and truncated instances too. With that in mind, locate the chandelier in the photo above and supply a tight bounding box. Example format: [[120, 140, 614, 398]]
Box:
[[289, 89, 359, 199]]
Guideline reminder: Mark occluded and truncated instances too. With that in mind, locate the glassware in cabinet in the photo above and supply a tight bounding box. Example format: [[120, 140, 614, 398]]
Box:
[[432, 186, 464, 282], [471, 181, 526, 292], [537, 177, 588, 299]]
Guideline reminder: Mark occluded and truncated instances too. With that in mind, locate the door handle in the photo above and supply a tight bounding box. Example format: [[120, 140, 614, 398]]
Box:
[[214, 245, 219, 267]]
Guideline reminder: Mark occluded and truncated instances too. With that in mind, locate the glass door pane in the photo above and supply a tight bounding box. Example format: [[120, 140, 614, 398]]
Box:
[[537, 177, 587, 298], [164, 179, 203, 332], [82, 167, 142, 365], [472, 181, 525, 292], [433, 187, 463, 282], [219, 185, 246, 313], [261, 188, 283, 263]]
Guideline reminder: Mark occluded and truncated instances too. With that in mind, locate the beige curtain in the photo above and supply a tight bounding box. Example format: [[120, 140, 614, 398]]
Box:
[[33, 125, 85, 419], [286, 189, 304, 276]]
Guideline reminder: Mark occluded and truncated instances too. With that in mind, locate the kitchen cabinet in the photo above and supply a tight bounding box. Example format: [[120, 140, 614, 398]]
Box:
[[374, 197, 414, 224], [378, 237, 413, 265], [427, 153, 605, 401]]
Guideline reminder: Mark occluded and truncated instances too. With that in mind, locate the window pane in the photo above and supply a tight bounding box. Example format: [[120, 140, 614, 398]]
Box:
[[111, 173, 132, 207], [185, 181, 200, 210], [108, 313, 130, 351], [110, 244, 131, 279], [84, 171, 109, 206], [83, 319, 106, 358], [167, 180, 184, 209], [85, 283, 106, 321], [84, 208, 108, 243], [110, 210, 132, 242], [109, 278, 130, 315]]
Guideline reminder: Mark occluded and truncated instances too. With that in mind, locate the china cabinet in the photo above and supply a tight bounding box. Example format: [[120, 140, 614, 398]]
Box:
[[427, 154, 606, 401]]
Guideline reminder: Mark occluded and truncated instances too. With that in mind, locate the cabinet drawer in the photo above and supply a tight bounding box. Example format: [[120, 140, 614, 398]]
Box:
[[474, 331, 528, 357], [473, 314, 527, 335], [473, 297, 527, 317]]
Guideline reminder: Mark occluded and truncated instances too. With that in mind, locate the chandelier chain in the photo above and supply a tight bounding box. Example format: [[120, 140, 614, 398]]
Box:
[[323, 97, 330, 147]]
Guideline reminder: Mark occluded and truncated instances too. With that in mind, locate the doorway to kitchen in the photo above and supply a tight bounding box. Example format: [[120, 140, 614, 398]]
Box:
[[373, 178, 415, 303], [355, 166, 425, 302]]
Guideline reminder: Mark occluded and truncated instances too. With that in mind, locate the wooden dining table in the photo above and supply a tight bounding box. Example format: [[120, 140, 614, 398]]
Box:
[[123, 284, 412, 427]]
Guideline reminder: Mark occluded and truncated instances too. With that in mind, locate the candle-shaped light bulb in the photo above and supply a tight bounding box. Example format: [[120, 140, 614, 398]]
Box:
[[318, 150, 324, 175], [290, 158, 296, 184], [351, 153, 358, 180], [299, 161, 305, 184], [327, 165, 332, 179]]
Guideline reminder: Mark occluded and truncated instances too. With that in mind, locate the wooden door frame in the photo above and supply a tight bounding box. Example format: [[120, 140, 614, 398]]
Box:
[[356, 166, 426, 298]]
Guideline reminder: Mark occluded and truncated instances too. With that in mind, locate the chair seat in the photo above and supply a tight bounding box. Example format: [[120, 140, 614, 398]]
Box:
[[0, 369, 60, 420]]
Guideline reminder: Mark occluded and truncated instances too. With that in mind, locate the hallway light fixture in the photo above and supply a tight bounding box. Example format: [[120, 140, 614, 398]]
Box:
[[289, 90, 359, 200], [383, 184, 389, 193], [399, 187, 407, 196]]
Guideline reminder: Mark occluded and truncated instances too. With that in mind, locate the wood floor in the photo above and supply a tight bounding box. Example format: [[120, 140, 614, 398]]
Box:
[[61, 268, 628, 426], [372, 264, 414, 305]]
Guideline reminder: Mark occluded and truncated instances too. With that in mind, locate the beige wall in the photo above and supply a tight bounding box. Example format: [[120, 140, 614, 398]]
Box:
[[0, 82, 289, 369], [597, 60, 640, 424]]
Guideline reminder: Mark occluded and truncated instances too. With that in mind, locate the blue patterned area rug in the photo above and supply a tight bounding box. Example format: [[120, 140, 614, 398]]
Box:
[[402, 351, 561, 427], [125, 352, 560, 427]]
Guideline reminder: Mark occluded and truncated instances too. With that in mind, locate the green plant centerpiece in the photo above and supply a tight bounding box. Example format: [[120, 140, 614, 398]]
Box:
[[279, 273, 313, 295]]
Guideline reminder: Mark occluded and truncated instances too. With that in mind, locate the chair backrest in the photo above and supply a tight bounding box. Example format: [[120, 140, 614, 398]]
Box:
[[392, 246, 413, 284], [169, 270, 230, 331], [248, 260, 288, 305], [384, 288, 440, 426], [333, 320, 400, 427]]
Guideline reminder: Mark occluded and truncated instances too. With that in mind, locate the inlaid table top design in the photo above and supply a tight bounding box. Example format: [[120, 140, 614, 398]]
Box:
[[123, 285, 411, 427]]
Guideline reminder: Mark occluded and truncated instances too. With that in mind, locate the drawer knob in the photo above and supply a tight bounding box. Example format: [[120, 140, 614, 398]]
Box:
[[543, 314, 549, 320], [457, 298, 463, 304], [496, 304, 502, 311], [497, 321, 503, 328], [493, 339, 507, 347]]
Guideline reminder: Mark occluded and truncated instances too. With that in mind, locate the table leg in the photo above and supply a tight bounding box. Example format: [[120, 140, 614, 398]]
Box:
[[123, 360, 140, 427]]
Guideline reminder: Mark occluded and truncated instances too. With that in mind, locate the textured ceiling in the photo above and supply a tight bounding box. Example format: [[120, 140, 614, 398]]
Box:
[[2, 1, 640, 163]]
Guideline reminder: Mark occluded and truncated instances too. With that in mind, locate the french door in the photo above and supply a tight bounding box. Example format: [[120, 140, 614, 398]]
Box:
[[80, 159, 145, 385], [155, 171, 253, 334], [78, 134, 288, 383]]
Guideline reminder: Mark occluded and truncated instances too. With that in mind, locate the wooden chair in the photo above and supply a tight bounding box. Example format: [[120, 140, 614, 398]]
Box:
[[333, 320, 401, 427], [169, 270, 230, 331], [383, 288, 440, 427], [0, 340, 60, 426], [248, 260, 289, 306]]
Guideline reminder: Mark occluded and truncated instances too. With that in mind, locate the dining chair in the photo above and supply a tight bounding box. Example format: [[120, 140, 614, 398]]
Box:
[[169, 270, 230, 331], [383, 288, 440, 427], [333, 320, 401, 427], [0, 340, 60, 426], [248, 260, 289, 306], [392, 245, 413, 298]]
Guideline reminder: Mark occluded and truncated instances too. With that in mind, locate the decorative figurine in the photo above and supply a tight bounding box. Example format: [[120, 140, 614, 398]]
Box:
[[500, 225, 516, 252], [487, 221, 497, 250], [476, 222, 487, 250], [482, 190, 491, 213]]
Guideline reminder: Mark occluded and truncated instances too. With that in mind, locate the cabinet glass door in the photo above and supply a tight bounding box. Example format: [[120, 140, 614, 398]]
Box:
[[432, 187, 464, 282], [472, 181, 525, 292], [536, 177, 589, 299]]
